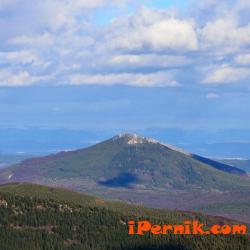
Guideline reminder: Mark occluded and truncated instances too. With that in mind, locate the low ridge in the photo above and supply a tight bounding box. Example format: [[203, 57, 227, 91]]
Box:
[[0, 183, 248, 250]]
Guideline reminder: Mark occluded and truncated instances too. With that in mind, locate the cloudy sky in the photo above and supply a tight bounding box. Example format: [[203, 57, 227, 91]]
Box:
[[0, 0, 250, 131]]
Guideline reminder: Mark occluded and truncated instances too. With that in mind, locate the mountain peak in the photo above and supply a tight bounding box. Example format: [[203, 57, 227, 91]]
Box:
[[113, 133, 158, 145], [112, 133, 190, 155], [0, 133, 247, 196]]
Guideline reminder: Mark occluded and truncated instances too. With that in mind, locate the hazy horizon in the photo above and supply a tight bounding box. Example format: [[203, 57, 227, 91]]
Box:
[[1, 0, 250, 158]]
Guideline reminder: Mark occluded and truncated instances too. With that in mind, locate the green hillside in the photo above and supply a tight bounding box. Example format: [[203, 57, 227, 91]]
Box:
[[0, 134, 249, 191], [0, 134, 249, 224], [0, 183, 248, 250]]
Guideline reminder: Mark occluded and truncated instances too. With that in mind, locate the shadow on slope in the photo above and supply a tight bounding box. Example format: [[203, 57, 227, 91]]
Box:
[[192, 154, 246, 175], [98, 172, 138, 187]]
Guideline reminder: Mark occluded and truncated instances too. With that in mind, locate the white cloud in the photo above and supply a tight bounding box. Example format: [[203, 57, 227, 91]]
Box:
[[0, 69, 47, 86], [107, 54, 191, 69], [69, 72, 179, 87], [0, 50, 41, 65], [11, 33, 54, 46], [192, 0, 250, 20], [1, 0, 125, 32], [206, 92, 220, 99], [105, 8, 198, 52], [0, 0, 15, 9], [0, 1, 250, 89], [201, 18, 250, 53], [203, 65, 250, 84], [235, 0, 250, 10], [235, 54, 250, 65], [68, 0, 124, 9]]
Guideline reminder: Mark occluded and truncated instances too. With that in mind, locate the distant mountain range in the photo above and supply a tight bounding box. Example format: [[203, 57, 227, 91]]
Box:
[[0, 134, 249, 222]]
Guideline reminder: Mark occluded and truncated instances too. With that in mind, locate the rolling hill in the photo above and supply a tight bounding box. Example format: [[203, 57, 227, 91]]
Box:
[[0, 134, 249, 222], [0, 134, 248, 189], [0, 183, 248, 250]]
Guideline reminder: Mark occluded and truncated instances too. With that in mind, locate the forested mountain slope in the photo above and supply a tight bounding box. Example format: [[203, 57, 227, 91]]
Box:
[[0, 183, 248, 250]]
